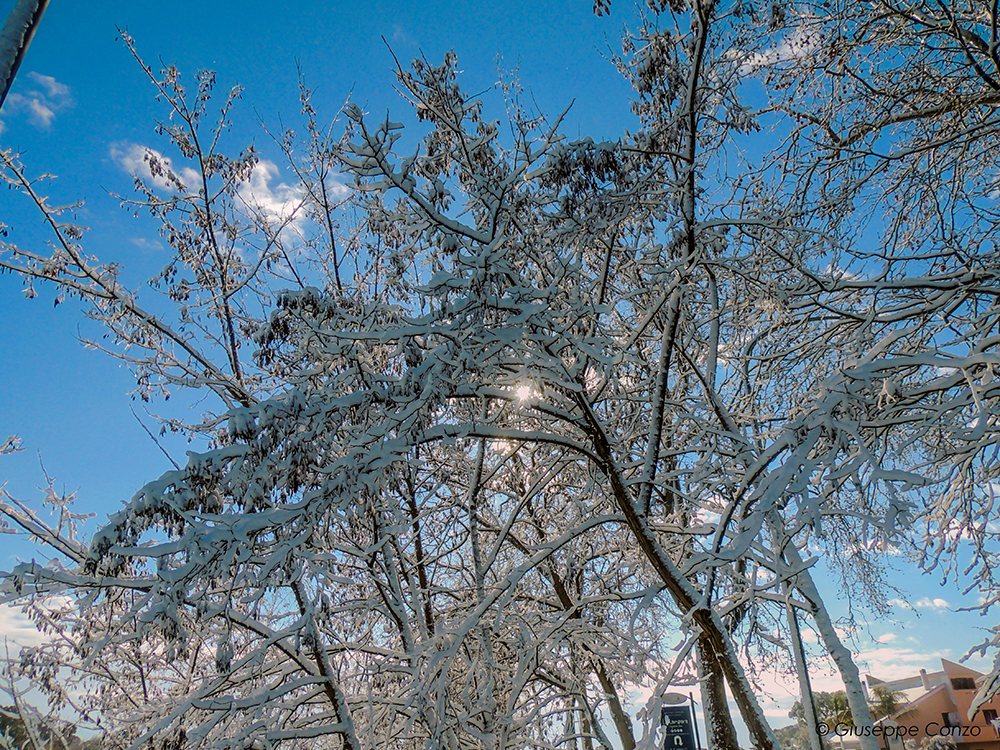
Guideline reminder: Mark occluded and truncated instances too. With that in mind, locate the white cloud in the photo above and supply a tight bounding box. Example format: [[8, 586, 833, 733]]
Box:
[[236, 160, 352, 239], [236, 159, 306, 227], [0, 603, 54, 650], [109, 142, 200, 192], [26, 72, 70, 98], [25, 98, 54, 127], [854, 644, 951, 682], [112, 150, 315, 225], [130, 237, 163, 253], [842, 538, 903, 558], [889, 596, 950, 611], [111, 148, 351, 246], [738, 25, 821, 76], [0, 72, 73, 132]]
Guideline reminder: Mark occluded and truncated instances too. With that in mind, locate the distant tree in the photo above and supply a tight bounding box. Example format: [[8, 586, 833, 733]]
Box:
[[775, 723, 813, 750], [790, 692, 853, 729], [869, 687, 910, 721], [0, 706, 35, 749], [0, 703, 85, 749]]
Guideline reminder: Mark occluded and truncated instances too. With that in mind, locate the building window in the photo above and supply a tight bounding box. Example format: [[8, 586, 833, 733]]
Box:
[[984, 709, 999, 736], [943, 713, 961, 728], [952, 677, 977, 691]]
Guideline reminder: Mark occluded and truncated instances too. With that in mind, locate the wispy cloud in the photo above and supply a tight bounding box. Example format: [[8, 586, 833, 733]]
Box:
[[130, 237, 163, 253], [0, 71, 73, 132], [888, 597, 950, 611], [391, 23, 417, 47]]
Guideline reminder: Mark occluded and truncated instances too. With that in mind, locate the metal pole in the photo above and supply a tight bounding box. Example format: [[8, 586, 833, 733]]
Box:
[[786, 580, 824, 750], [689, 693, 703, 750]]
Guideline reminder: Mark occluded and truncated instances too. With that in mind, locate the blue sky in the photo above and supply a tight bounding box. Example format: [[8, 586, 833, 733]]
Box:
[[0, 0, 995, 741]]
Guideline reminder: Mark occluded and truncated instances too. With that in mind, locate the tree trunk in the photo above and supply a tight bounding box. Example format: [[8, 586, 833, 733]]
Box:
[[697, 639, 741, 750]]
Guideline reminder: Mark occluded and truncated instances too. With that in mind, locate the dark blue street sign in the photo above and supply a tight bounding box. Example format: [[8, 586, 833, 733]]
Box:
[[662, 705, 698, 750]]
